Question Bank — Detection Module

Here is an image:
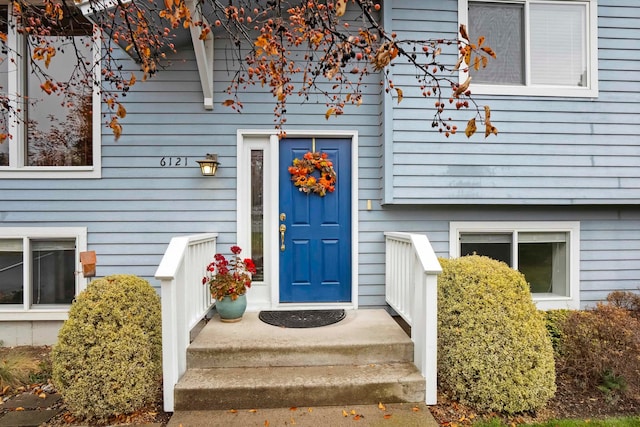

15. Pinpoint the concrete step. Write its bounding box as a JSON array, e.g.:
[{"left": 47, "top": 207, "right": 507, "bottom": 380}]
[
  {"left": 173, "top": 362, "right": 426, "bottom": 410},
  {"left": 187, "top": 309, "right": 414, "bottom": 369},
  {"left": 174, "top": 309, "right": 425, "bottom": 411},
  {"left": 166, "top": 403, "right": 439, "bottom": 427}
]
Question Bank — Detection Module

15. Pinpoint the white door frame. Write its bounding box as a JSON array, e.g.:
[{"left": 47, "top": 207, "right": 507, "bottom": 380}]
[{"left": 237, "top": 129, "right": 359, "bottom": 311}]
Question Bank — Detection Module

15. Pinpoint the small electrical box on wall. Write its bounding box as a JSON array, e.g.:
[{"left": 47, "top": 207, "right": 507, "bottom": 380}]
[{"left": 80, "top": 251, "right": 97, "bottom": 277}]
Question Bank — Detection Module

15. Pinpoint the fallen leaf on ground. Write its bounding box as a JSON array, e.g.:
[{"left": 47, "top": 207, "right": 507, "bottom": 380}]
[
  {"left": 342, "top": 409, "right": 348, "bottom": 417},
  {"left": 378, "top": 402, "right": 386, "bottom": 411},
  {"left": 248, "top": 409, "right": 258, "bottom": 413},
  {"left": 384, "top": 414, "right": 392, "bottom": 419}
]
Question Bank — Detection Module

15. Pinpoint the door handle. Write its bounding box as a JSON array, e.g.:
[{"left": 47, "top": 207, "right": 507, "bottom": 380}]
[{"left": 279, "top": 224, "right": 287, "bottom": 251}]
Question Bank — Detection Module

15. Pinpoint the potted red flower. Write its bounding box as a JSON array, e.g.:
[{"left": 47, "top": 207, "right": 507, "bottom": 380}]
[{"left": 202, "top": 245, "right": 257, "bottom": 322}]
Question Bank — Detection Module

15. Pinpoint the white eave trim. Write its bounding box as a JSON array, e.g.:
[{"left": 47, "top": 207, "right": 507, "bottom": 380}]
[
  {"left": 77, "top": 0, "right": 214, "bottom": 110},
  {"left": 187, "top": 0, "right": 214, "bottom": 110}
]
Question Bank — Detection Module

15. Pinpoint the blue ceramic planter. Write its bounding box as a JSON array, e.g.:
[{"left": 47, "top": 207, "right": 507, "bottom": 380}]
[{"left": 215, "top": 294, "right": 247, "bottom": 322}]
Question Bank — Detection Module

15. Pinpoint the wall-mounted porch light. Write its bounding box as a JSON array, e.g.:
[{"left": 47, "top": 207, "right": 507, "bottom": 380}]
[{"left": 197, "top": 153, "right": 220, "bottom": 176}]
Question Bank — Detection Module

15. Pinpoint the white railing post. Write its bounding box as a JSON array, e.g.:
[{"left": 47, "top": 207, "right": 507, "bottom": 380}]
[
  {"left": 384, "top": 232, "right": 441, "bottom": 405},
  {"left": 155, "top": 233, "right": 217, "bottom": 413}
]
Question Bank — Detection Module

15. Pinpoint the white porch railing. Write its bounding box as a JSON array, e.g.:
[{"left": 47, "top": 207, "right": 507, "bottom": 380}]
[
  {"left": 384, "top": 232, "right": 441, "bottom": 405},
  {"left": 155, "top": 233, "right": 217, "bottom": 412}
]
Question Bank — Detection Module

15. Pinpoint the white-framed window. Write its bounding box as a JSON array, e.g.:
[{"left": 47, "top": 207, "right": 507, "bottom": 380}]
[
  {"left": 458, "top": 0, "right": 598, "bottom": 97},
  {"left": 449, "top": 221, "right": 580, "bottom": 310},
  {"left": 0, "top": 6, "right": 102, "bottom": 179},
  {"left": 0, "top": 227, "right": 88, "bottom": 320}
]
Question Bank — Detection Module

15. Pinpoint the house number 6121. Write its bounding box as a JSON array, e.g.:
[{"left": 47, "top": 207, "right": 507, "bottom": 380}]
[{"left": 160, "top": 157, "right": 188, "bottom": 167}]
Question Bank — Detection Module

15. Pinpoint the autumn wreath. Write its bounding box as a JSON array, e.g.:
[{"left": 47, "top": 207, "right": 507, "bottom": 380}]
[{"left": 288, "top": 151, "right": 337, "bottom": 196}]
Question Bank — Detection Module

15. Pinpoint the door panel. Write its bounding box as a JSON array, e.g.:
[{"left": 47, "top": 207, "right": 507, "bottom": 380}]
[{"left": 279, "top": 138, "right": 351, "bottom": 303}]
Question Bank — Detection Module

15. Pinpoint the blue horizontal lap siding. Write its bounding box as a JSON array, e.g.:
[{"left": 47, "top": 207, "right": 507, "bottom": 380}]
[
  {"left": 387, "top": 0, "right": 640, "bottom": 205},
  {"left": 1, "top": 30, "right": 385, "bottom": 303},
  {"left": 2, "top": 1, "right": 639, "bottom": 310}
]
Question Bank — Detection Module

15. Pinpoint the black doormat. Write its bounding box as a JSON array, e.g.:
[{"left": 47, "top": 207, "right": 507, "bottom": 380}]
[{"left": 258, "top": 309, "right": 346, "bottom": 328}]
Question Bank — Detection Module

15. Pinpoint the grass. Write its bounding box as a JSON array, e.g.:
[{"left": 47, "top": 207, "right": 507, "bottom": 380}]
[
  {"left": 0, "top": 350, "right": 40, "bottom": 389},
  {"left": 474, "top": 417, "right": 640, "bottom": 427}
]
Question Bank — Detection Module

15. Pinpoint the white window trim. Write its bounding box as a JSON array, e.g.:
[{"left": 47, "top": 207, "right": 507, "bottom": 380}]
[
  {"left": 458, "top": 0, "right": 598, "bottom": 98},
  {"left": 236, "top": 129, "right": 360, "bottom": 311},
  {"left": 0, "top": 9, "right": 102, "bottom": 179},
  {"left": 449, "top": 221, "right": 580, "bottom": 310},
  {"left": 0, "top": 227, "right": 88, "bottom": 321}
]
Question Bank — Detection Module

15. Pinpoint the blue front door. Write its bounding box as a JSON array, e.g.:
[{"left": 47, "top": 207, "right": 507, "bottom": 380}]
[{"left": 279, "top": 138, "right": 352, "bottom": 303}]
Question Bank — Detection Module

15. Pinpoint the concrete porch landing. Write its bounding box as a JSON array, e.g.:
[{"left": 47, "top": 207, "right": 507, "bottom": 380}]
[
  {"left": 187, "top": 309, "right": 415, "bottom": 368},
  {"left": 173, "top": 309, "right": 427, "bottom": 411}
]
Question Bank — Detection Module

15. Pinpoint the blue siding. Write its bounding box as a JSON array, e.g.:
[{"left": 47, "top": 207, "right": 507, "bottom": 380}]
[
  {"left": 0, "top": 32, "right": 385, "bottom": 302},
  {"left": 357, "top": 206, "right": 640, "bottom": 308},
  {"left": 1, "top": 0, "right": 639, "bottom": 311},
  {"left": 386, "top": 0, "right": 640, "bottom": 205}
]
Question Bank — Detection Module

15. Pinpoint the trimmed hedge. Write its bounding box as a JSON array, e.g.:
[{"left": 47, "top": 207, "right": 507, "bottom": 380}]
[
  {"left": 52, "top": 275, "right": 162, "bottom": 421},
  {"left": 438, "top": 255, "right": 556, "bottom": 413}
]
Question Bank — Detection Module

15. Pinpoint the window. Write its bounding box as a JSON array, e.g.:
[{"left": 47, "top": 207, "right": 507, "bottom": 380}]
[
  {"left": 251, "top": 149, "right": 265, "bottom": 281},
  {"left": 0, "top": 7, "right": 101, "bottom": 178},
  {"left": 450, "top": 222, "right": 580, "bottom": 310},
  {"left": 459, "top": 0, "right": 598, "bottom": 97},
  {"left": 0, "top": 228, "right": 87, "bottom": 319}
]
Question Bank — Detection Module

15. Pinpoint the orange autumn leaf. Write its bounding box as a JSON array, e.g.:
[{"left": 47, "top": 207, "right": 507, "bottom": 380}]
[
  {"left": 40, "top": 80, "right": 53, "bottom": 95},
  {"left": 383, "top": 414, "right": 392, "bottom": 419},
  {"left": 484, "top": 105, "right": 498, "bottom": 137},
  {"left": 342, "top": 409, "right": 348, "bottom": 417},
  {"left": 109, "top": 117, "right": 122, "bottom": 140},
  {"left": 481, "top": 46, "right": 497, "bottom": 59},
  {"left": 463, "top": 45, "right": 472, "bottom": 65},
  {"left": 454, "top": 76, "right": 471, "bottom": 98},
  {"left": 222, "top": 99, "right": 235, "bottom": 107},
  {"left": 465, "top": 118, "right": 477, "bottom": 138},
  {"left": 395, "top": 88, "right": 403, "bottom": 104},
  {"left": 248, "top": 409, "right": 257, "bottom": 413},
  {"left": 228, "top": 409, "right": 238, "bottom": 413},
  {"left": 117, "top": 103, "right": 127, "bottom": 119},
  {"left": 459, "top": 24, "right": 469, "bottom": 41},
  {"left": 325, "top": 107, "right": 335, "bottom": 120},
  {"left": 378, "top": 402, "right": 386, "bottom": 411},
  {"left": 289, "top": 407, "right": 297, "bottom": 411}
]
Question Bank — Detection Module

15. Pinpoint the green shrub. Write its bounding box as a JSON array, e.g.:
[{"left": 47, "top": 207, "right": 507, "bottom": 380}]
[
  {"left": 437, "top": 255, "right": 556, "bottom": 414},
  {"left": 543, "top": 309, "right": 571, "bottom": 356},
  {"left": 559, "top": 303, "right": 640, "bottom": 399},
  {"left": 52, "top": 275, "right": 162, "bottom": 422}
]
